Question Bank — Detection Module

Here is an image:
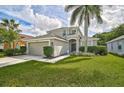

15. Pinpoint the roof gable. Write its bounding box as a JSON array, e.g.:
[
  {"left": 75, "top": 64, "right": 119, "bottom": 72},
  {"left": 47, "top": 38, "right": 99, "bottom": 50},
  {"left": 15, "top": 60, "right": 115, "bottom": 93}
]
[{"left": 107, "top": 35, "right": 124, "bottom": 43}]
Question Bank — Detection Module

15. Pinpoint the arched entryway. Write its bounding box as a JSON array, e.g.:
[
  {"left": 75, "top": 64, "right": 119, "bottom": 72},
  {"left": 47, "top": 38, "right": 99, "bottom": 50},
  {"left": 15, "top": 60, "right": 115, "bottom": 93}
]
[{"left": 69, "top": 39, "right": 76, "bottom": 53}]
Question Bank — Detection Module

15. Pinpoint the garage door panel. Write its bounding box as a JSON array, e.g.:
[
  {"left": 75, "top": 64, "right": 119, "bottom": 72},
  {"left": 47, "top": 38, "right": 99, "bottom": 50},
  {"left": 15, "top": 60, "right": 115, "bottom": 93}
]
[{"left": 29, "top": 42, "right": 48, "bottom": 56}]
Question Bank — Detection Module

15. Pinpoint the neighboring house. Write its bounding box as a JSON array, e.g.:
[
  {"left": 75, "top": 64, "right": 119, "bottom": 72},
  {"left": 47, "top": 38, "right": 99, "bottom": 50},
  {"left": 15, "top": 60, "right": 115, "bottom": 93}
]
[
  {"left": 13, "top": 34, "right": 33, "bottom": 49},
  {"left": 82, "top": 37, "right": 98, "bottom": 46},
  {"left": 1, "top": 34, "right": 33, "bottom": 49},
  {"left": 26, "top": 27, "right": 99, "bottom": 57},
  {"left": 107, "top": 35, "right": 124, "bottom": 55}
]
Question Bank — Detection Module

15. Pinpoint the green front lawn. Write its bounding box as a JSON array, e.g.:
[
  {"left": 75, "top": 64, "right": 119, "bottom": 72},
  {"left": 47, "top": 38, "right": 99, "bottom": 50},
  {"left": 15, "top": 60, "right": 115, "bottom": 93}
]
[
  {"left": 0, "top": 54, "right": 124, "bottom": 86},
  {"left": 0, "top": 52, "right": 5, "bottom": 58}
]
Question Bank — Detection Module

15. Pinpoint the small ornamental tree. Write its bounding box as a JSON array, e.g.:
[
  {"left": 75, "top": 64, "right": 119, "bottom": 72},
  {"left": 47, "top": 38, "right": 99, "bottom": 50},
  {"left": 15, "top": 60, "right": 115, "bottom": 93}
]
[{"left": 43, "top": 46, "right": 54, "bottom": 58}]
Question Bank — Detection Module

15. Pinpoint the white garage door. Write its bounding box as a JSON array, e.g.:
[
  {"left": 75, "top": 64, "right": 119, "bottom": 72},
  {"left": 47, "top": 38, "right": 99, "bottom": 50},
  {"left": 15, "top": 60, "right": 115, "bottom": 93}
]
[{"left": 28, "top": 42, "right": 48, "bottom": 56}]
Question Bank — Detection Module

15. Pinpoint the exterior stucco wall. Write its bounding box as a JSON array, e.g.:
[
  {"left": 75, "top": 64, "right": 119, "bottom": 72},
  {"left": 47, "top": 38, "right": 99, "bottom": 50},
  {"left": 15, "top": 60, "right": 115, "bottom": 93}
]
[
  {"left": 52, "top": 39, "right": 69, "bottom": 57},
  {"left": 107, "top": 39, "right": 124, "bottom": 55}
]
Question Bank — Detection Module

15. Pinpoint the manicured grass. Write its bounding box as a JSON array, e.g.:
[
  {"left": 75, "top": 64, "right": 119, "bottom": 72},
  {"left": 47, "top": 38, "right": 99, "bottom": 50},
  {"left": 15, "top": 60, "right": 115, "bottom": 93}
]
[
  {"left": 0, "top": 52, "right": 5, "bottom": 58},
  {"left": 0, "top": 54, "right": 124, "bottom": 86}
]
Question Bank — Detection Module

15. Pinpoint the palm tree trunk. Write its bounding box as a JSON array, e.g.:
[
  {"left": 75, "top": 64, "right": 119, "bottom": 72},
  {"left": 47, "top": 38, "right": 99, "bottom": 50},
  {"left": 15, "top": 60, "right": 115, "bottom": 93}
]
[{"left": 84, "top": 16, "right": 88, "bottom": 53}]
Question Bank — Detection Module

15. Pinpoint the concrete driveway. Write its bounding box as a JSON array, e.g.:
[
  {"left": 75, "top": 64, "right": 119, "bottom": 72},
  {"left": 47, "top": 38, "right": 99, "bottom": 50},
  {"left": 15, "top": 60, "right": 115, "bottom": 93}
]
[
  {"left": 0, "top": 57, "right": 27, "bottom": 68},
  {"left": 0, "top": 55, "right": 69, "bottom": 68}
]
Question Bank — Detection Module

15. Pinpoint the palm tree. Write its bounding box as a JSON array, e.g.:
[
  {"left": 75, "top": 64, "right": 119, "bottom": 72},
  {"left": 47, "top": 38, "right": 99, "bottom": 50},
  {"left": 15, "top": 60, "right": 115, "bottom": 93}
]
[
  {"left": 0, "top": 28, "right": 4, "bottom": 44},
  {"left": 65, "top": 5, "right": 103, "bottom": 53},
  {"left": 0, "top": 18, "right": 21, "bottom": 49},
  {"left": 1, "top": 18, "right": 20, "bottom": 31}
]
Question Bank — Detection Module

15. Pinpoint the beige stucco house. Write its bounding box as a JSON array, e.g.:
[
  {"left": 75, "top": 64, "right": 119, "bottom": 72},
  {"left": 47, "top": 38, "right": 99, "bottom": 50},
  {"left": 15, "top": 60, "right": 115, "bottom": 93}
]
[{"left": 26, "top": 27, "right": 99, "bottom": 57}]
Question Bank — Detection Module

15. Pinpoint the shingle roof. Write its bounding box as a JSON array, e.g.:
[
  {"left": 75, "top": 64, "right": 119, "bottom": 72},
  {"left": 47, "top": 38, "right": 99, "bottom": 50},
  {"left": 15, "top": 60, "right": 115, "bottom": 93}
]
[
  {"left": 33, "top": 33, "right": 66, "bottom": 40},
  {"left": 20, "top": 34, "right": 33, "bottom": 39}
]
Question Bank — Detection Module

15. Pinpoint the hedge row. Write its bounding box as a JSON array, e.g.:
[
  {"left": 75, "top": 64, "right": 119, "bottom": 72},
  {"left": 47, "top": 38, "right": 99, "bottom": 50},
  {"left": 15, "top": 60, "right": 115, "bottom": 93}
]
[
  {"left": 4, "top": 46, "right": 26, "bottom": 56},
  {"left": 79, "top": 46, "right": 107, "bottom": 55},
  {"left": 0, "top": 49, "right": 3, "bottom": 52}
]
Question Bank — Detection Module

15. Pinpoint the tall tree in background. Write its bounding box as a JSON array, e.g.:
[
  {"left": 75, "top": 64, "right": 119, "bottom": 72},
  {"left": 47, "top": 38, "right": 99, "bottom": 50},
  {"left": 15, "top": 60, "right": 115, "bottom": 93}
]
[
  {"left": 93, "top": 24, "right": 124, "bottom": 45},
  {"left": 0, "top": 28, "right": 4, "bottom": 44},
  {"left": 65, "top": 5, "right": 103, "bottom": 52},
  {"left": 0, "top": 18, "right": 21, "bottom": 48}
]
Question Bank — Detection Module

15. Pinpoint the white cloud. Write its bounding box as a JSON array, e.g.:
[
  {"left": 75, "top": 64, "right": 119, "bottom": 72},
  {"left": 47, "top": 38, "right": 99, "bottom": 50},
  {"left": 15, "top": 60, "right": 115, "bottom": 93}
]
[
  {"left": 35, "top": 13, "right": 62, "bottom": 31},
  {"left": 88, "top": 6, "right": 124, "bottom": 36},
  {"left": 19, "top": 24, "right": 47, "bottom": 36},
  {"left": 3, "top": 6, "right": 63, "bottom": 36}
]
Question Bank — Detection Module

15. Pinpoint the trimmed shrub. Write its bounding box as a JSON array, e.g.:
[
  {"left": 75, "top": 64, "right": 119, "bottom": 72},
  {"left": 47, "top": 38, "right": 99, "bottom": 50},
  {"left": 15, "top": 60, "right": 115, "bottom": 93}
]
[
  {"left": 79, "top": 47, "right": 85, "bottom": 52},
  {"left": 88, "top": 46, "right": 97, "bottom": 53},
  {"left": 0, "top": 49, "right": 3, "bottom": 52},
  {"left": 4, "top": 49, "right": 14, "bottom": 56},
  {"left": 95, "top": 46, "right": 107, "bottom": 55},
  {"left": 79, "top": 46, "right": 107, "bottom": 55},
  {"left": 43, "top": 46, "right": 54, "bottom": 58},
  {"left": 20, "top": 46, "right": 26, "bottom": 54},
  {"left": 13, "top": 48, "right": 21, "bottom": 55},
  {"left": 4, "top": 47, "right": 26, "bottom": 56},
  {"left": 79, "top": 46, "right": 96, "bottom": 53}
]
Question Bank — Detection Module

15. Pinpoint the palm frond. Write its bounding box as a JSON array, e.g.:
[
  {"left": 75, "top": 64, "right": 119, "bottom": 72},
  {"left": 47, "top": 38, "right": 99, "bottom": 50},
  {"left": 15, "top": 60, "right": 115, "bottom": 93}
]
[
  {"left": 70, "top": 6, "right": 84, "bottom": 25},
  {"left": 14, "top": 23, "right": 19, "bottom": 28},
  {"left": 16, "top": 29, "right": 22, "bottom": 33},
  {"left": 10, "top": 19, "right": 15, "bottom": 23},
  {"left": 93, "top": 6, "right": 103, "bottom": 24},
  {"left": 96, "top": 15, "right": 103, "bottom": 24},
  {"left": 78, "top": 9, "right": 85, "bottom": 26},
  {"left": 65, "top": 5, "right": 80, "bottom": 12},
  {"left": 2, "top": 18, "right": 9, "bottom": 24},
  {"left": 1, "top": 18, "right": 9, "bottom": 27},
  {"left": 0, "top": 23, "right": 7, "bottom": 26}
]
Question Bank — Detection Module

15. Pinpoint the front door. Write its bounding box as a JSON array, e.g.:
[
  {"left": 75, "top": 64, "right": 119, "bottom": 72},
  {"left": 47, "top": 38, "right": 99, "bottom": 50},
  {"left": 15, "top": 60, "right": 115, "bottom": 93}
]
[{"left": 71, "top": 43, "right": 76, "bottom": 52}]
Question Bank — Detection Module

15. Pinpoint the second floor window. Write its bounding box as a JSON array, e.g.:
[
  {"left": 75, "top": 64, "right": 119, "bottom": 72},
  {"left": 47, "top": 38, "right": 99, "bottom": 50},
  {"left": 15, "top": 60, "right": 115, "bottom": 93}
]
[
  {"left": 63, "top": 30, "right": 66, "bottom": 36},
  {"left": 72, "top": 30, "right": 76, "bottom": 34}
]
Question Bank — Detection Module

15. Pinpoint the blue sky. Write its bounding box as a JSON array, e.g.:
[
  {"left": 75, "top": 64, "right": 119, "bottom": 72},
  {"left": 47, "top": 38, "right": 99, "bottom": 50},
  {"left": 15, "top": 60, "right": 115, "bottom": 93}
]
[
  {"left": 0, "top": 5, "right": 68, "bottom": 25},
  {"left": 0, "top": 11, "right": 32, "bottom": 26},
  {"left": 0, "top": 5, "right": 124, "bottom": 36},
  {"left": 0, "top": 5, "right": 69, "bottom": 36}
]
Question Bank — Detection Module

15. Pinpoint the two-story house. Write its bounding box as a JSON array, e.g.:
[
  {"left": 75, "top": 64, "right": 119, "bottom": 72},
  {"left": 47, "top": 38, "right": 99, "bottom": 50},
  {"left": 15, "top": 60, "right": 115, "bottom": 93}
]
[{"left": 26, "top": 27, "right": 99, "bottom": 57}]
